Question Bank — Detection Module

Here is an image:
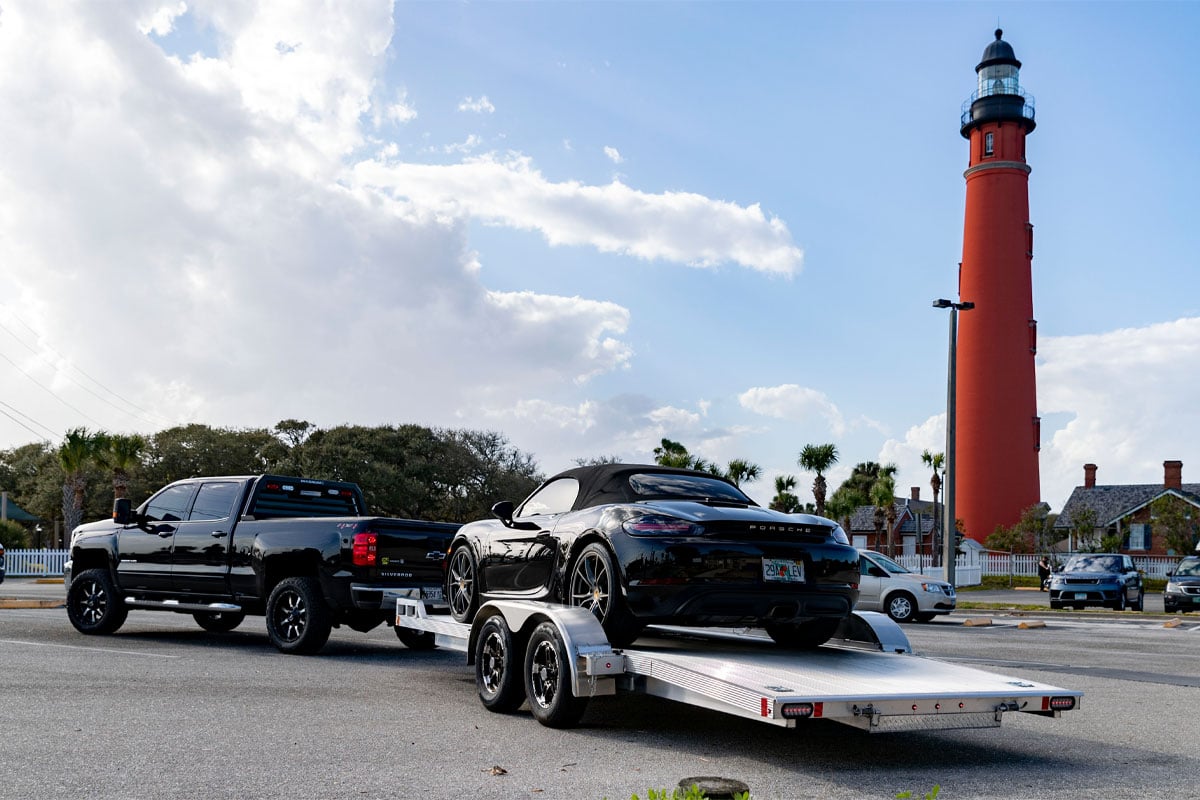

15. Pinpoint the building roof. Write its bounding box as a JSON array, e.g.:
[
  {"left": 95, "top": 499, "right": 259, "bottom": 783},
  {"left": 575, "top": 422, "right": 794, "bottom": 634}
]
[
  {"left": 846, "top": 501, "right": 939, "bottom": 536},
  {"left": 0, "top": 495, "right": 39, "bottom": 522},
  {"left": 1055, "top": 483, "right": 1200, "bottom": 529}
]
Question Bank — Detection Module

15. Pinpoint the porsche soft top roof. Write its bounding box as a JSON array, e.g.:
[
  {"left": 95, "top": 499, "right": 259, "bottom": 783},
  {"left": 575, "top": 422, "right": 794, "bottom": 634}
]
[{"left": 545, "top": 463, "right": 755, "bottom": 511}]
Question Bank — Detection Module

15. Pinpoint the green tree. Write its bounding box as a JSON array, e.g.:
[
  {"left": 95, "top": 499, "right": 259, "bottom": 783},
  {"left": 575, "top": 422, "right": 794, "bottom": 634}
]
[
  {"left": 0, "top": 519, "right": 29, "bottom": 549},
  {"left": 650, "top": 439, "right": 720, "bottom": 475},
  {"left": 797, "top": 444, "right": 838, "bottom": 517},
  {"left": 870, "top": 474, "right": 897, "bottom": 555},
  {"left": 768, "top": 474, "right": 801, "bottom": 513},
  {"left": 725, "top": 458, "right": 762, "bottom": 488},
  {"left": 1067, "top": 506, "right": 1100, "bottom": 552},
  {"left": 58, "top": 427, "right": 106, "bottom": 535},
  {"left": 0, "top": 442, "right": 60, "bottom": 524},
  {"left": 1150, "top": 495, "right": 1199, "bottom": 555},
  {"left": 823, "top": 490, "right": 857, "bottom": 539},
  {"left": 97, "top": 433, "right": 146, "bottom": 500}
]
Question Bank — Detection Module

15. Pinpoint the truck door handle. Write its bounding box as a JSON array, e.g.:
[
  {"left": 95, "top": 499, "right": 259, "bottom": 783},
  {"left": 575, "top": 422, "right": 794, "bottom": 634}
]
[{"left": 211, "top": 531, "right": 228, "bottom": 538}]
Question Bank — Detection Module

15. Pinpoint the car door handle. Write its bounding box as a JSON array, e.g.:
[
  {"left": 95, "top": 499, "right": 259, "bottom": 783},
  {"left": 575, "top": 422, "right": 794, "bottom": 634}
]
[{"left": 211, "top": 531, "right": 228, "bottom": 538}]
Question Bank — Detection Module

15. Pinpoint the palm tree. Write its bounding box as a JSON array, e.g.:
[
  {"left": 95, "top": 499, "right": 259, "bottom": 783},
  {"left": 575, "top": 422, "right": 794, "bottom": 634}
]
[
  {"left": 653, "top": 438, "right": 696, "bottom": 469},
  {"left": 99, "top": 433, "right": 147, "bottom": 500},
  {"left": 58, "top": 427, "right": 104, "bottom": 535},
  {"left": 921, "top": 450, "right": 945, "bottom": 562},
  {"left": 726, "top": 459, "right": 762, "bottom": 488},
  {"left": 797, "top": 444, "right": 838, "bottom": 517},
  {"left": 824, "top": 491, "right": 857, "bottom": 541},
  {"left": 769, "top": 474, "right": 800, "bottom": 513},
  {"left": 870, "top": 475, "right": 897, "bottom": 556}
]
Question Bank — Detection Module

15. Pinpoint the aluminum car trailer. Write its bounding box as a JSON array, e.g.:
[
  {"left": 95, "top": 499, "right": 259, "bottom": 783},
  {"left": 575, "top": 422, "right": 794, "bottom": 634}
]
[{"left": 393, "top": 597, "right": 1081, "bottom": 732}]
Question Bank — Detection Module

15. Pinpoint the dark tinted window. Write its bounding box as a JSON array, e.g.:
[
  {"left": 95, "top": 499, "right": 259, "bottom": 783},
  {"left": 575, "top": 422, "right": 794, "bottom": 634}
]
[
  {"left": 1175, "top": 558, "right": 1200, "bottom": 577},
  {"left": 190, "top": 482, "right": 241, "bottom": 521},
  {"left": 145, "top": 483, "right": 196, "bottom": 522},
  {"left": 627, "top": 473, "right": 751, "bottom": 503},
  {"left": 519, "top": 478, "right": 580, "bottom": 517},
  {"left": 249, "top": 478, "right": 362, "bottom": 519}
]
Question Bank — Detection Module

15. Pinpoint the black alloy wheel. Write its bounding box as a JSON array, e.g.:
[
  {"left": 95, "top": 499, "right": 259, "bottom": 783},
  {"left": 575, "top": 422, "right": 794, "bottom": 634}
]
[
  {"left": 524, "top": 621, "right": 588, "bottom": 728},
  {"left": 567, "top": 543, "right": 641, "bottom": 647},
  {"left": 475, "top": 615, "right": 525, "bottom": 713},
  {"left": 1113, "top": 590, "right": 1126, "bottom": 611},
  {"left": 447, "top": 545, "right": 479, "bottom": 624},
  {"left": 193, "top": 610, "right": 245, "bottom": 633},
  {"left": 265, "top": 576, "right": 333, "bottom": 655},
  {"left": 1132, "top": 589, "right": 1144, "bottom": 612},
  {"left": 66, "top": 568, "right": 129, "bottom": 635}
]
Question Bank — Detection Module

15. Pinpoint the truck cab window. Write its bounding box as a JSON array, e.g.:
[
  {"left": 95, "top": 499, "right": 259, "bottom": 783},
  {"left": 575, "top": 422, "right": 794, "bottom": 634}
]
[
  {"left": 190, "top": 482, "right": 241, "bottom": 521},
  {"left": 144, "top": 484, "right": 196, "bottom": 522}
]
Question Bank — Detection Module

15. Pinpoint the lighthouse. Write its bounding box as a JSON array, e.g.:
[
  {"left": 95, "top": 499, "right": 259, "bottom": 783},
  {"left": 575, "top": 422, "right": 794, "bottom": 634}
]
[{"left": 955, "top": 29, "right": 1041, "bottom": 542}]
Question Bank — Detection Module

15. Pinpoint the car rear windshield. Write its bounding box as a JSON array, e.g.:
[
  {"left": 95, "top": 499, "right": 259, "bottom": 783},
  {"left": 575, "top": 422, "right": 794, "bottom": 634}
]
[
  {"left": 627, "top": 473, "right": 752, "bottom": 504},
  {"left": 248, "top": 478, "right": 362, "bottom": 518},
  {"left": 1175, "top": 558, "right": 1200, "bottom": 577}
]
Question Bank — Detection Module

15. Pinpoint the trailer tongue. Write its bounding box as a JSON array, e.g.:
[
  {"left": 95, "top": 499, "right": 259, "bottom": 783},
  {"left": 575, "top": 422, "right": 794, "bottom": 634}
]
[{"left": 395, "top": 598, "right": 1080, "bottom": 732}]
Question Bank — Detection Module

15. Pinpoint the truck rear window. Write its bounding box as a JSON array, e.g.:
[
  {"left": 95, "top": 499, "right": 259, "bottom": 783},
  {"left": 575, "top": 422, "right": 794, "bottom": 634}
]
[{"left": 249, "top": 478, "right": 362, "bottom": 518}]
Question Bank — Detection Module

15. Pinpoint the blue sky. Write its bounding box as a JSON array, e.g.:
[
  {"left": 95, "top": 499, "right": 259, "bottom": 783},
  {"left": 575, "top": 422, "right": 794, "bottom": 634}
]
[{"left": 2, "top": 1, "right": 1198, "bottom": 523}]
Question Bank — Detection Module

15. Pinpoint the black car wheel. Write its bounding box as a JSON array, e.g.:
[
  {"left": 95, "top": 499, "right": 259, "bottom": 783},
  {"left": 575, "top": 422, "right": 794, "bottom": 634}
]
[
  {"left": 1113, "top": 591, "right": 1126, "bottom": 611},
  {"left": 885, "top": 592, "right": 917, "bottom": 623},
  {"left": 447, "top": 544, "right": 479, "bottom": 624},
  {"left": 66, "top": 568, "right": 128, "bottom": 635},
  {"left": 265, "top": 576, "right": 333, "bottom": 655},
  {"left": 567, "top": 543, "right": 641, "bottom": 647},
  {"left": 1131, "top": 589, "right": 1144, "bottom": 612},
  {"left": 764, "top": 618, "right": 841, "bottom": 649},
  {"left": 193, "top": 610, "right": 245, "bottom": 633},
  {"left": 395, "top": 627, "right": 437, "bottom": 650},
  {"left": 475, "top": 615, "right": 525, "bottom": 713},
  {"left": 524, "top": 621, "right": 588, "bottom": 728}
]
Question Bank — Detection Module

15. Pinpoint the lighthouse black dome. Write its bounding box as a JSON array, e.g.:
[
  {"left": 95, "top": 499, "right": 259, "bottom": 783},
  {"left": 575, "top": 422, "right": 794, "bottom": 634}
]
[{"left": 977, "top": 28, "right": 1021, "bottom": 70}]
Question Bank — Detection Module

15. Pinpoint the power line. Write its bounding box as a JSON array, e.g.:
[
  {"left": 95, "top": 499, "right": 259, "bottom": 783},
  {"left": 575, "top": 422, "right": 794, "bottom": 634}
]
[
  {"left": 0, "top": 347, "right": 106, "bottom": 428},
  {"left": 0, "top": 399, "right": 56, "bottom": 441}
]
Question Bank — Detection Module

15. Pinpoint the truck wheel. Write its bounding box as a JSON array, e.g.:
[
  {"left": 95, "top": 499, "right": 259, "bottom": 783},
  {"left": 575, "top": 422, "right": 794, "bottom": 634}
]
[
  {"left": 395, "top": 627, "right": 437, "bottom": 650},
  {"left": 193, "top": 611, "right": 245, "bottom": 633},
  {"left": 447, "top": 545, "right": 479, "bottom": 624},
  {"left": 266, "top": 577, "right": 333, "bottom": 655},
  {"left": 66, "top": 568, "right": 128, "bottom": 635},
  {"left": 524, "top": 621, "right": 588, "bottom": 728},
  {"left": 764, "top": 617, "right": 841, "bottom": 649},
  {"left": 567, "top": 543, "right": 642, "bottom": 647},
  {"left": 475, "top": 615, "right": 525, "bottom": 713},
  {"left": 886, "top": 592, "right": 917, "bottom": 623}
]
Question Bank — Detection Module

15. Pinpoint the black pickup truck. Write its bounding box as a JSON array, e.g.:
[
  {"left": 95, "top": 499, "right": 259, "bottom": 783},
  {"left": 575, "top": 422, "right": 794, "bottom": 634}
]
[{"left": 64, "top": 474, "right": 458, "bottom": 654}]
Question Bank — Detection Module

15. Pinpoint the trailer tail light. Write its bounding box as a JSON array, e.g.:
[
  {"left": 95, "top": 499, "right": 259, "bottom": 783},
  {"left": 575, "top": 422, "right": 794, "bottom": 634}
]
[
  {"left": 352, "top": 532, "right": 378, "bottom": 567},
  {"left": 1045, "top": 696, "right": 1076, "bottom": 711},
  {"left": 780, "top": 702, "right": 815, "bottom": 719}
]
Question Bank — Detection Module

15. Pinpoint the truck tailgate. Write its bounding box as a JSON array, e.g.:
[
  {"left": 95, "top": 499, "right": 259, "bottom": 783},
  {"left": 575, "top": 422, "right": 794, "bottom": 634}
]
[{"left": 367, "top": 518, "right": 458, "bottom": 586}]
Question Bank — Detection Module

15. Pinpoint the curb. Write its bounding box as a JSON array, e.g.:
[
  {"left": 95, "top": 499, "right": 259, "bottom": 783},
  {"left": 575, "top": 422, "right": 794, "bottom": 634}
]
[{"left": 0, "top": 599, "right": 64, "bottom": 609}]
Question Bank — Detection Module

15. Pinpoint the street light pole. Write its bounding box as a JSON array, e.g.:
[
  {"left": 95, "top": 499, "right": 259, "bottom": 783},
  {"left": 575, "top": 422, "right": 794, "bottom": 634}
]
[{"left": 933, "top": 298, "right": 974, "bottom": 586}]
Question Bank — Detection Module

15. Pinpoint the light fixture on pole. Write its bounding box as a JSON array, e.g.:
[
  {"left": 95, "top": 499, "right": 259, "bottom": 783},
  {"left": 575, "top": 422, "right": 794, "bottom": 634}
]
[{"left": 933, "top": 298, "right": 974, "bottom": 585}]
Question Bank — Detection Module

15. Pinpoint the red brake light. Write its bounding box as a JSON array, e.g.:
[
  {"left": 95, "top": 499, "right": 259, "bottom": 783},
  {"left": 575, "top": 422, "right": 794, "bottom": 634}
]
[{"left": 352, "top": 532, "right": 378, "bottom": 567}]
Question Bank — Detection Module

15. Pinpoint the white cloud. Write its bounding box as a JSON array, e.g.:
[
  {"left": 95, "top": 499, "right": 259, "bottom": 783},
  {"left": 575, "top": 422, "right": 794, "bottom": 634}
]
[
  {"left": 738, "top": 384, "right": 846, "bottom": 435},
  {"left": 877, "top": 414, "right": 945, "bottom": 501},
  {"left": 352, "top": 154, "right": 804, "bottom": 275},
  {"left": 458, "top": 95, "right": 495, "bottom": 114},
  {"left": 138, "top": 1, "right": 187, "bottom": 36},
  {"left": 603, "top": 145, "right": 623, "bottom": 164},
  {"left": 384, "top": 88, "right": 417, "bottom": 124}
]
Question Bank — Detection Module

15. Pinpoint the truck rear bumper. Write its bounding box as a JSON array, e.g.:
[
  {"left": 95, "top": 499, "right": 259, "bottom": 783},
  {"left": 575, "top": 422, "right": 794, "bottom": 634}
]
[{"left": 351, "top": 583, "right": 447, "bottom": 614}]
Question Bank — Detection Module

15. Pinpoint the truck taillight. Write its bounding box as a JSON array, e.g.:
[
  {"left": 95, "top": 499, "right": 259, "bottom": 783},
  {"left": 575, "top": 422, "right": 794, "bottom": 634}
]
[{"left": 352, "top": 532, "right": 378, "bottom": 567}]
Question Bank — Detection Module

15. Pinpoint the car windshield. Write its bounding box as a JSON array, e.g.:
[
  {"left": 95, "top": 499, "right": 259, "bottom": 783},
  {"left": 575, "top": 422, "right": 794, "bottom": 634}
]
[
  {"left": 1174, "top": 558, "right": 1200, "bottom": 577},
  {"left": 867, "top": 552, "right": 911, "bottom": 574},
  {"left": 1064, "top": 555, "right": 1123, "bottom": 573},
  {"left": 627, "top": 473, "right": 752, "bottom": 504}
]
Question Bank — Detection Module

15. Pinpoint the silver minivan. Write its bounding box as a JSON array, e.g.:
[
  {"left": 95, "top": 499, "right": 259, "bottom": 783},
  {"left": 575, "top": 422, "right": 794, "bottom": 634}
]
[{"left": 856, "top": 549, "right": 956, "bottom": 623}]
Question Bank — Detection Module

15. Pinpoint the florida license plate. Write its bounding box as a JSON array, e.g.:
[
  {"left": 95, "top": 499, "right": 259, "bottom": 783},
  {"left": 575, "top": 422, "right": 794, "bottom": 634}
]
[
  {"left": 422, "top": 586, "right": 445, "bottom": 604},
  {"left": 1073, "top": 592, "right": 1088, "bottom": 600},
  {"left": 763, "top": 558, "right": 805, "bottom": 583}
]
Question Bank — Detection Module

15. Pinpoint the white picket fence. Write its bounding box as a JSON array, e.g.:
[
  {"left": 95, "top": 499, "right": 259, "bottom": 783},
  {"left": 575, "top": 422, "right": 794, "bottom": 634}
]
[{"left": 2, "top": 549, "right": 70, "bottom": 577}]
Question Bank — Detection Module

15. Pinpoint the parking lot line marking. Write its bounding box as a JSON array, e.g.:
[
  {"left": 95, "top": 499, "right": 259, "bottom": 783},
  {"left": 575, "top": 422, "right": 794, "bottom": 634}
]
[{"left": 0, "top": 638, "right": 179, "bottom": 658}]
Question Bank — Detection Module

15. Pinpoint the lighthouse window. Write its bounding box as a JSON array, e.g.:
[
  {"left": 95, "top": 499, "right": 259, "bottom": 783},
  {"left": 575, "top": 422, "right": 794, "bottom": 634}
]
[{"left": 984, "top": 132, "right": 995, "bottom": 156}]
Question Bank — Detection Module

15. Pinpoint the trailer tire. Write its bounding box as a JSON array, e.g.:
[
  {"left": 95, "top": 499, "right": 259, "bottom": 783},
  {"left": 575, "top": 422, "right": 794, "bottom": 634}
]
[
  {"left": 764, "top": 617, "right": 841, "bottom": 650},
  {"left": 66, "top": 568, "right": 128, "bottom": 635},
  {"left": 524, "top": 621, "right": 588, "bottom": 728},
  {"left": 885, "top": 592, "right": 918, "bottom": 623},
  {"left": 567, "top": 543, "right": 642, "bottom": 647},
  {"left": 266, "top": 576, "right": 333, "bottom": 655},
  {"left": 193, "top": 611, "right": 245, "bottom": 632},
  {"left": 395, "top": 627, "right": 438, "bottom": 650},
  {"left": 447, "top": 544, "right": 479, "bottom": 624},
  {"left": 475, "top": 615, "right": 525, "bottom": 713}
]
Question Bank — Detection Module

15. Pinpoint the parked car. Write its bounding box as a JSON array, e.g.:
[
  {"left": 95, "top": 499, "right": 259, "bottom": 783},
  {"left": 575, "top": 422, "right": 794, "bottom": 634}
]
[
  {"left": 855, "top": 549, "right": 956, "bottom": 623},
  {"left": 1164, "top": 555, "right": 1200, "bottom": 614},
  {"left": 1048, "top": 553, "right": 1144, "bottom": 611},
  {"left": 444, "top": 464, "right": 860, "bottom": 649},
  {"left": 0, "top": 541, "right": 5, "bottom": 584}
]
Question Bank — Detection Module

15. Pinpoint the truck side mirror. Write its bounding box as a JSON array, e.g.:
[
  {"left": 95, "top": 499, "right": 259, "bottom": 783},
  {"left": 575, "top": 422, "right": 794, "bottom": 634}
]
[{"left": 113, "top": 498, "right": 133, "bottom": 526}]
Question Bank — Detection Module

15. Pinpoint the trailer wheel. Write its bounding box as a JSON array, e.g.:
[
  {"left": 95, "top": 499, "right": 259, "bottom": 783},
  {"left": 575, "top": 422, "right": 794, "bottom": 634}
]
[
  {"left": 567, "top": 543, "right": 642, "bottom": 647},
  {"left": 266, "top": 576, "right": 333, "bottom": 655},
  {"left": 447, "top": 544, "right": 479, "bottom": 624},
  {"left": 764, "top": 617, "right": 841, "bottom": 650},
  {"left": 475, "top": 615, "right": 525, "bottom": 713},
  {"left": 524, "top": 621, "right": 588, "bottom": 728},
  {"left": 193, "top": 611, "right": 245, "bottom": 632},
  {"left": 885, "top": 592, "right": 917, "bottom": 623},
  {"left": 66, "top": 568, "right": 128, "bottom": 635},
  {"left": 395, "top": 627, "right": 437, "bottom": 650}
]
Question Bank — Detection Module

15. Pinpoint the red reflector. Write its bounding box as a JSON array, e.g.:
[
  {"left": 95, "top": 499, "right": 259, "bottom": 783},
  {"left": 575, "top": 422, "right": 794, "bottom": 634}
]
[
  {"left": 352, "top": 532, "right": 378, "bottom": 567},
  {"left": 760, "top": 698, "right": 769, "bottom": 717},
  {"left": 813, "top": 702, "right": 823, "bottom": 718}
]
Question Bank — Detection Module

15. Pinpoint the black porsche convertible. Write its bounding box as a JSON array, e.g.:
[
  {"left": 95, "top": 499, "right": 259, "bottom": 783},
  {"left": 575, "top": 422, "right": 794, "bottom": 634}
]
[{"left": 445, "top": 464, "right": 860, "bottom": 648}]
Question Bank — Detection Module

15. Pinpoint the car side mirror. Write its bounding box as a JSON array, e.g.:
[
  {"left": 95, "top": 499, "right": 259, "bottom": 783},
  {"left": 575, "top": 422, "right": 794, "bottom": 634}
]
[{"left": 492, "top": 501, "right": 516, "bottom": 528}]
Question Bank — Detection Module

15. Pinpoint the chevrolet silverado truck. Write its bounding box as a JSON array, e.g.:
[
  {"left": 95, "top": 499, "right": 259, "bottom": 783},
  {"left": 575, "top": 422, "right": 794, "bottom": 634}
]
[{"left": 64, "top": 474, "right": 458, "bottom": 654}]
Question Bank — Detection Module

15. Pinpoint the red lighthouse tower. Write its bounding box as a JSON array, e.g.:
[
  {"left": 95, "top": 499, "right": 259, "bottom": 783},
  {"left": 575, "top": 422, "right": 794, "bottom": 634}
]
[{"left": 955, "top": 29, "right": 1041, "bottom": 541}]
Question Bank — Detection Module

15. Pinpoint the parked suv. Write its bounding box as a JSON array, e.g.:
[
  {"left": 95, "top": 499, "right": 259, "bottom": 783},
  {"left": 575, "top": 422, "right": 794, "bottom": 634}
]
[
  {"left": 1164, "top": 556, "right": 1200, "bottom": 614},
  {"left": 1049, "top": 554, "right": 1143, "bottom": 611},
  {"left": 855, "top": 549, "right": 956, "bottom": 623}
]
